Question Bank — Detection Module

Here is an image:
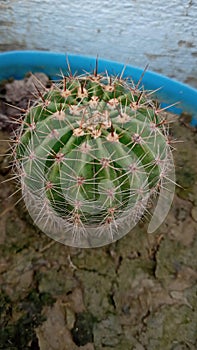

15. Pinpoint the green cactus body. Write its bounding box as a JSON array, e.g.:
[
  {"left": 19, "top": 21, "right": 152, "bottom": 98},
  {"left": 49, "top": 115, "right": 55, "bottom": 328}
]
[{"left": 14, "top": 71, "right": 173, "bottom": 247}]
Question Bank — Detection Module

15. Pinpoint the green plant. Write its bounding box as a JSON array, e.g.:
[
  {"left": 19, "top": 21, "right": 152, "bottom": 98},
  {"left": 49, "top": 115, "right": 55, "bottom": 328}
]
[{"left": 13, "top": 66, "right": 174, "bottom": 247}]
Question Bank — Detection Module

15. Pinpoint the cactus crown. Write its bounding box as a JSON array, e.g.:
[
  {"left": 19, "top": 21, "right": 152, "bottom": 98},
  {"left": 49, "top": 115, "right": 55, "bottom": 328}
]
[{"left": 14, "top": 65, "right": 173, "bottom": 247}]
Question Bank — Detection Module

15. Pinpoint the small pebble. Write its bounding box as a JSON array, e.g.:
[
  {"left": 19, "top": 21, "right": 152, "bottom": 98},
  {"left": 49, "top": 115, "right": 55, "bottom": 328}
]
[
  {"left": 191, "top": 206, "right": 197, "bottom": 222},
  {"left": 66, "top": 307, "right": 76, "bottom": 330}
]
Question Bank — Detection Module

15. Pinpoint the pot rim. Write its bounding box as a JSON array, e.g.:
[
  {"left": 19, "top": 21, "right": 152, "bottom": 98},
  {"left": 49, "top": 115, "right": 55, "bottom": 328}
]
[{"left": 0, "top": 50, "right": 196, "bottom": 126}]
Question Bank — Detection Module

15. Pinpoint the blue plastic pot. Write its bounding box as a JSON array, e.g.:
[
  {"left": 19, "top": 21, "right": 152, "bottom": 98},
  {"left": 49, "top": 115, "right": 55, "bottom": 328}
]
[{"left": 0, "top": 50, "right": 197, "bottom": 126}]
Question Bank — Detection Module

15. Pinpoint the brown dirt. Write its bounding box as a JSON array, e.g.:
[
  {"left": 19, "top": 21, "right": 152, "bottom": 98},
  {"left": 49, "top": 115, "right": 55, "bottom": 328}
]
[{"left": 0, "top": 75, "right": 197, "bottom": 350}]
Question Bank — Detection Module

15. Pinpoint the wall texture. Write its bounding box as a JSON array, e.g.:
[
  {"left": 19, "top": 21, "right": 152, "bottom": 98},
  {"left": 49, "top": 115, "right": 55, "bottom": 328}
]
[{"left": 0, "top": 0, "right": 197, "bottom": 86}]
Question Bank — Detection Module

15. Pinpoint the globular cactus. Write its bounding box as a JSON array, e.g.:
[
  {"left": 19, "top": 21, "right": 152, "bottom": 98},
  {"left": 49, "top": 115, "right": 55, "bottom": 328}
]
[{"left": 13, "top": 65, "right": 175, "bottom": 247}]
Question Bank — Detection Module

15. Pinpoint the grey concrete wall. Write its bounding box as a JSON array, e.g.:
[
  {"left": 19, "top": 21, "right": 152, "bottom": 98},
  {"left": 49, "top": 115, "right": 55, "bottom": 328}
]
[{"left": 0, "top": 0, "right": 197, "bottom": 86}]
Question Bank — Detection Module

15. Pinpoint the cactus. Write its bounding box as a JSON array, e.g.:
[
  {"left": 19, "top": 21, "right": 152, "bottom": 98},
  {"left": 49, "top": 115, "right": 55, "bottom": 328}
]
[{"left": 13, "top": 65, "right": 174, "bottom": 247}]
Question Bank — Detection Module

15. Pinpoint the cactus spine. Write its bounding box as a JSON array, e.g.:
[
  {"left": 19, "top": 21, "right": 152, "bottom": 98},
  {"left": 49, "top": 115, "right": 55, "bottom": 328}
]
[{"left": 14, "top": 65, "right": 173, "bottom": 247}]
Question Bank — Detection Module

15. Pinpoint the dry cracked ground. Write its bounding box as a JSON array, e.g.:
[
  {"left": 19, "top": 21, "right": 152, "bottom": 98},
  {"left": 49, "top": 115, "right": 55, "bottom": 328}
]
[{"left": 0, "top": 75, "right": 197, "bottom": 350}]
